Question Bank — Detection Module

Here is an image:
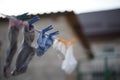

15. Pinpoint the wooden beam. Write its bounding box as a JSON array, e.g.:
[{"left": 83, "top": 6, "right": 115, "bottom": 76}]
[{"left": 65, "top": 12, "right": 94, "bottom": 59}]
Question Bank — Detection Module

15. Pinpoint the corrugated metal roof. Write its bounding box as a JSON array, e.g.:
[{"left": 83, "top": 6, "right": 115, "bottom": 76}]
[{"left": 0, "top": 11, "right": 73, "bottom": 22}]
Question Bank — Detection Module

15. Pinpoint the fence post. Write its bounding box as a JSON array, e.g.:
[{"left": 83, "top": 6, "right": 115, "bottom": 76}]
[{"left": 104, "top": 57, "right": 111, "bottom": 80}]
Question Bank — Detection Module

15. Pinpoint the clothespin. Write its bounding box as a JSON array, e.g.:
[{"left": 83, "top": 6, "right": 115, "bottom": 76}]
[
  {"left": 44, "top": 31, "right": 59, "bottom": 51},
  {"left": 36, "top": 25, "right": 59, "bottom": 57},
  {"left": 36, "top": 25, "right": 53, "bottom": 46},
  {"left": 35, "top": 25, "right": 53, "bottom": 33},
  {"left": 57, "top": 37, "right": 76, "bottom": 47},
  {"left": 49, "top": 31, "right": 59, "bottom": 38},
  {"left": 28, "top": 16, "right": 40, "bottom": 25},
  {"left": 37, "top": 25, "right": 59, "bottom": 47}
]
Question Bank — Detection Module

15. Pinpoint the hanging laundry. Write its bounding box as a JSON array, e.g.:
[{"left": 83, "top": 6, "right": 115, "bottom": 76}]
[
  {"left": 11, "top": 23, "right": 35, "bottom": 76},
  {"left": 53, "top": 38, "right": 77, "bottom": 74},
  {"left": 62, "top": 44, "right": 77, "bottom": 74},
  {"left": 36, "top": 25, "right": 59, "bottom": 57},
  {"left": 3, "top": 15, "right": 40, "bottom": 78},
  {"left": 3, "top": 13, "right": 29, "bottom": 78},
  {"left": 11, "top": 16, "right": 40, "bottom": 76}
]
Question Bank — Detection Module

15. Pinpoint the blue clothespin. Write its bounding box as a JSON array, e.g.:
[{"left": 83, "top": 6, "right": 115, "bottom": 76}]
[
  {"left": 37, "top": 25, "right": 53, "bottom": 44},
  {"left": 40, "top": 30, "right": 59, "bottom": 50},
  {"left": 28, "top": 16, "right": 40, "bottom": 25},
  {"left": 35, "top": 25, "right": 53, "bottom": 33},
  {"left": 49, "top": 31, "right": 59, "bottom": 38},
  {"left": 42, "top": 25, "right": 53, "bottom": 34},
  {"left": 36, "top": 25, "right": 59, "bottom": 57},
  {"left": 44, "top": 31, "right": 59, "bottom": 51}
]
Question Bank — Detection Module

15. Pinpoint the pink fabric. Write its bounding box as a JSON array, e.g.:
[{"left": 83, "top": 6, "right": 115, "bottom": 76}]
[
  {"left": 18, "top": 20, "right": 24, "bottom": 25},
  {"left": 9, "top": 19, "right": 24, "bottom": 27},
  {"left": 9, "top": 20, "right": 15, "bottom": 27}
]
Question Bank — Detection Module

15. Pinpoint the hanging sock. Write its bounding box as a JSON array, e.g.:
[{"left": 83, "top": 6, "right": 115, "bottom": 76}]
[
  {"left": 3, "top": 14, "right": 28, "bottom": 78},
  {"left": 11, "top": 23, "right": 35, "bottom": 76},
  {"left": 36, "top": 25, "right": 59, "bottom": 57},
  {"left": 3, "top": 15, "right": 40, "bottom": 78},
  {"left": 11, "top": 16, "right": 39, "bottom": 76},
  {"left": 53, "top": 38, "right": 77, "bottom": 74}
]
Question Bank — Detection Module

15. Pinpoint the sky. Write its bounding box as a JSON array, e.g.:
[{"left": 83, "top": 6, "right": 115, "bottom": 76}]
[{"left": 0, "top": 0, "right": 120, "bottom": 17}]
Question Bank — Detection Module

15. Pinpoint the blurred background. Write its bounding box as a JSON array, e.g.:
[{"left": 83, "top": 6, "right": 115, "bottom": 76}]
[{"left": 0, "top": 0, "right": 120, "bottom": 80}]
